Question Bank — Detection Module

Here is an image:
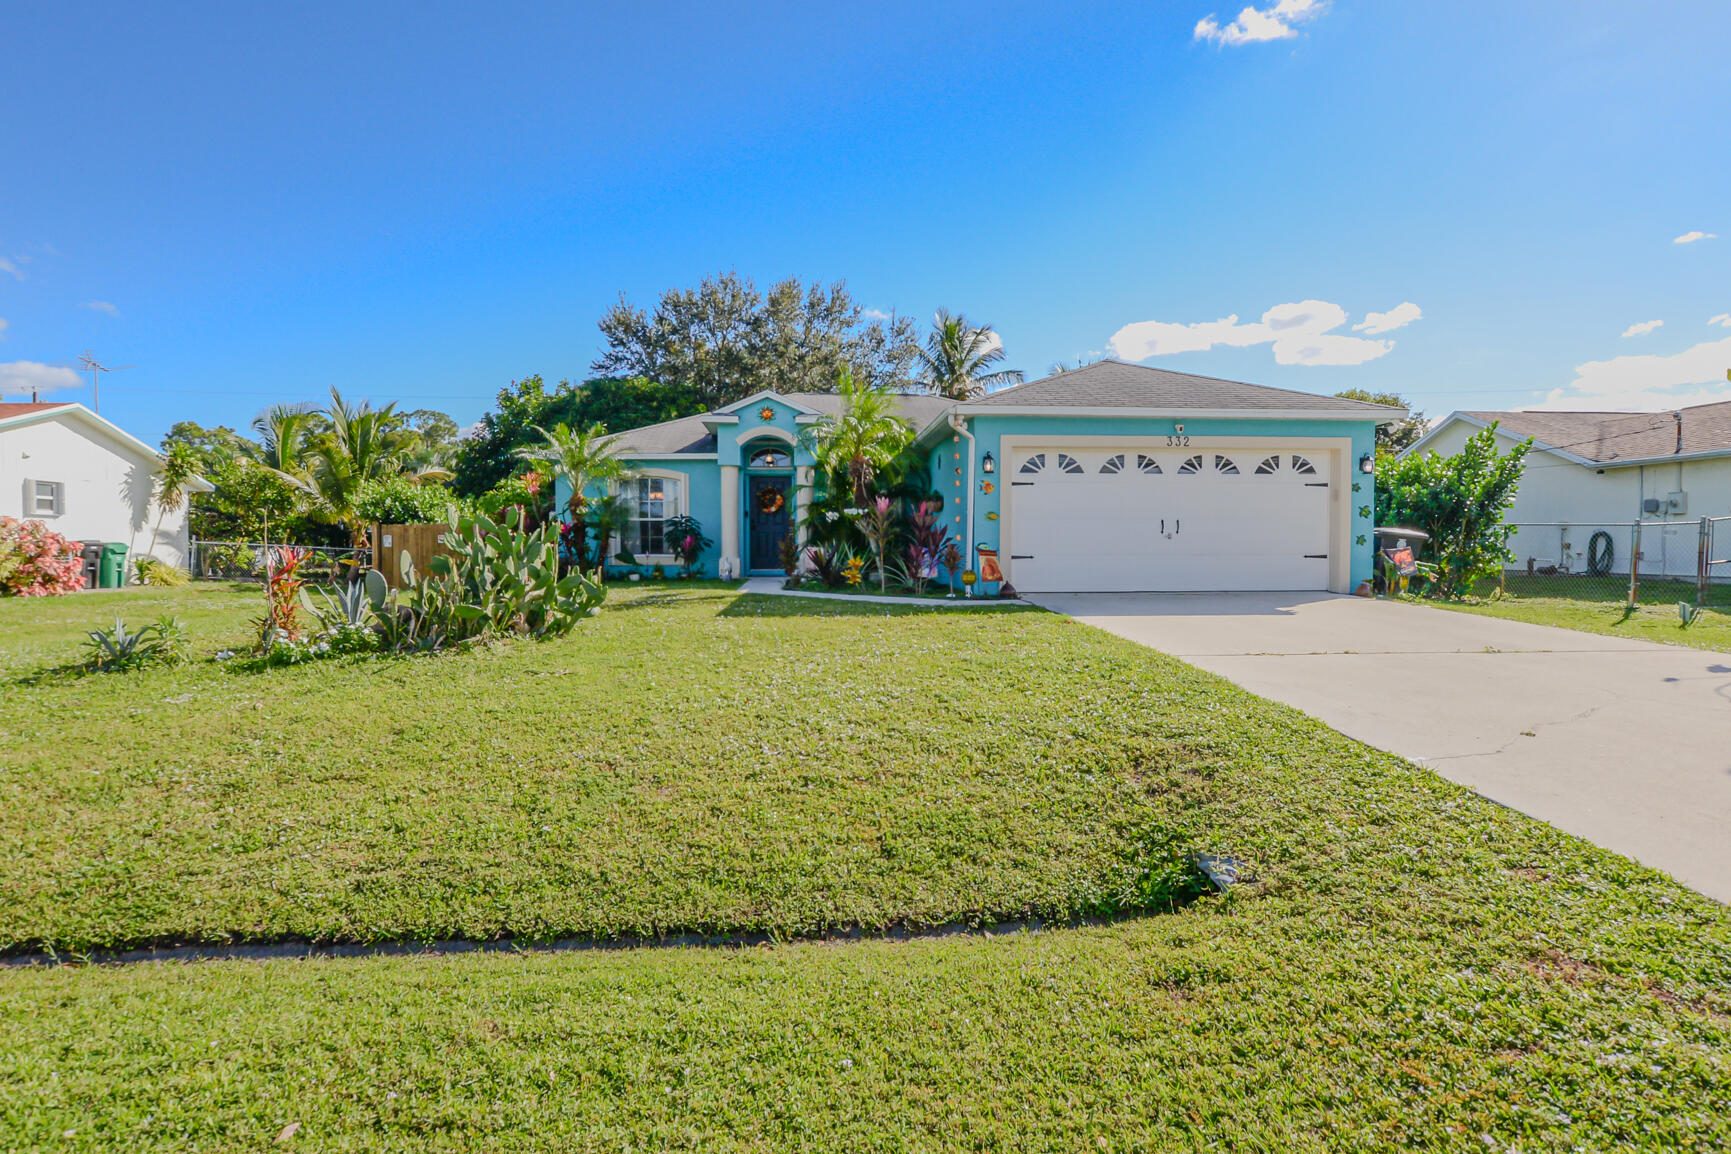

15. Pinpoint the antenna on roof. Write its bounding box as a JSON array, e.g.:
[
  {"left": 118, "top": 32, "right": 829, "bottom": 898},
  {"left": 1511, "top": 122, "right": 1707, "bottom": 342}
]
[{"left": 77, "top": 351, "right": 134, "bottom": 415}]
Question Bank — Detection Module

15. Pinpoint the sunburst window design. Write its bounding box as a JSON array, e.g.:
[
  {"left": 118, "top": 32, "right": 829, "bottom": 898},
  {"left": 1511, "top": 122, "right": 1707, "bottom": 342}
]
[
  {"left": 1215, "top": 455, "right": 1239, "bottom": 474},
  {"left": 1255, "top": 456, "right": 1280, "bottom": 475},
  {"left": 1137, "top": 454, "right": 1162, "bottom": 474},
  {"left": 1100, "top": 454, "right": 1125, "bottom": 474},
  {"left": 1291, "top": 455, "right": 1317, "bottom": 475},
  {"left": 1018, "top": 453, "right": 1046, "bottom": 475},
  {"left": 1056, "top": 453, "right": 1084, "bottom": 474},
  {"left": 1177, "top": 455, "right": 1203, "bottom": 474}
]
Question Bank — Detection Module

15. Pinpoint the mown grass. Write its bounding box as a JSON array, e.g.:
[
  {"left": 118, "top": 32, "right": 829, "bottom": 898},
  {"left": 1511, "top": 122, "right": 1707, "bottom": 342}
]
[
  {"left": 1, "top": 583, "right": 1728, "bottom": 1149},
  {"left": 0, "top": 584, "right": 1171, "bottom": 952},
  {"left": 1422, "top": 574, "right": 1731, "bottom": 652}
]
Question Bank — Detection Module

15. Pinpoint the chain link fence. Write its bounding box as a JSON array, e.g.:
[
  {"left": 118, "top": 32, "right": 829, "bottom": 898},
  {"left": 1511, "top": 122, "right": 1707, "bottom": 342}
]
[
  {"left": 190, "top": 541, "right": 372, "bottom": 585},
  {"left": 1476, "top": 518, "right": 1731, "bottom": 608}
]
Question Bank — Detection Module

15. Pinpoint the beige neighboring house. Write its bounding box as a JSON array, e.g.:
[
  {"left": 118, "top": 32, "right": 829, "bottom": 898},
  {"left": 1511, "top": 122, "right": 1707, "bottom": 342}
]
[
  {"left": 1409, "top": 401, "right": 1731, "bottom": 578},
  {"left": 0, "top": 402, "right": 213, "bottom": 572}
]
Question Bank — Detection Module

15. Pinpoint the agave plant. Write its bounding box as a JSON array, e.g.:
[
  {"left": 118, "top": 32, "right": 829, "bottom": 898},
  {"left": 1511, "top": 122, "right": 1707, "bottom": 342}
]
[{"left": 84, "top": 615, "right": 188, "bottom": 671}]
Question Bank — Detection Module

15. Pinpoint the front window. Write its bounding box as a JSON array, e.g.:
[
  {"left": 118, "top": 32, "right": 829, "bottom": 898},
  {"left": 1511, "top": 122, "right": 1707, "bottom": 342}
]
[
  {"left": 631, "top": 476, "right": 681, "bottom": 555},
  {"left": 30, "top": 480, "right": 62, "bottom": 516}
]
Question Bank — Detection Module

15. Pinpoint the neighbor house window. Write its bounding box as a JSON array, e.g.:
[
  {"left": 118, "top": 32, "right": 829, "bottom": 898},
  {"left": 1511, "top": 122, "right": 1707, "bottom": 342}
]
[
  {"left": 631, "top": 476, "right": 681, "bottom": 555},
  {"left": 29, "top": 480, "right": 62, "bottom": 516}
]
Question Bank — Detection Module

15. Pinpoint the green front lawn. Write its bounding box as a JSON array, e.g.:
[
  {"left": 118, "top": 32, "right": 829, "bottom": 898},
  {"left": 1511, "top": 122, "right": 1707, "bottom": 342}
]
[
  {"left": 1, "top": 583, "right": 1728, "bottom": 1149},
  {"left": 1422, "top": 574, "right": 1731, "bottom": 652},
  {"left": 1, "top": 584, "right": 1181, "bottom": 952}
]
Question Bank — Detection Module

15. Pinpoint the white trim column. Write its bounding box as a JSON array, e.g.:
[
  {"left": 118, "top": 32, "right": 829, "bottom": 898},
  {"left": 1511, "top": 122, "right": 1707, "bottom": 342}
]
[
  {"left": 794, "top": 465, "right": 813, "bottom": 554},
  {"left": 719, "top": 464, "right": 741, "bottom": 578}
]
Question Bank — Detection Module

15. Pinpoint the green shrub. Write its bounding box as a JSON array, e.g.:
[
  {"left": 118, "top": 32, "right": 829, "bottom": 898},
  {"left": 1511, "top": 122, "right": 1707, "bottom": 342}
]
[
  {"left": 1375, "top": 423, "right": 1531, "bottom": 597},
  {"left": 134, "top": 557, "right": 191, "bottom": 586},
  {"left": 353, "top": 475, "right": 456, "bottom": 525}
]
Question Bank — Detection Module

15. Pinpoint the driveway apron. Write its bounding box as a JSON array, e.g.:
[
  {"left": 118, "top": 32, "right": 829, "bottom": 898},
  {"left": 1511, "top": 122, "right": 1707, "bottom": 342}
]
[{"left": 1030, "top": 591, "right": 1731, "bottom": 904}]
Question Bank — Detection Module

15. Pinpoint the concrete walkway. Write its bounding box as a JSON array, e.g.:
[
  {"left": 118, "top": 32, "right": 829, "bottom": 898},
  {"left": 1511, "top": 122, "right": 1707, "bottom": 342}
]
[
  {"left": 735, "top": 577, "right": 1020, "bottom": 607},
  {"left": 1029, "top": 591, "right": 1731, "bottom": 903}
]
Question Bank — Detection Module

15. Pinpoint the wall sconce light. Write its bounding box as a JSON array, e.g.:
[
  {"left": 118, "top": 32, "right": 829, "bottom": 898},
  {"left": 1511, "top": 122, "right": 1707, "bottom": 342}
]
[
  {"left": 981, "top": 452, "right": 995, "bottom": 474},
  {"left": 1359, "top": 452, "right": 1375, "bottom": 475}
]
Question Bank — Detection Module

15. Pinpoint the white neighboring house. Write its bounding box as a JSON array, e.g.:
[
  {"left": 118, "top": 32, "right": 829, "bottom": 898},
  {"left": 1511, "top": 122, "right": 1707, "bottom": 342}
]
[
  {"left": 1408, "top": 402, "right": 1731, "bottom": 578},
  {"left": 0, "top": 402, "right": 214, "bottom": 573}
]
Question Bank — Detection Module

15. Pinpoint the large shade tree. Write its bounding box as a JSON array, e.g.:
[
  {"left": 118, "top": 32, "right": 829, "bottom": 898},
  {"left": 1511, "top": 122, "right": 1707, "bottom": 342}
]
[
  {"left": 592, "top": 271, "right": 920, "bottom": 409},
  {"left": 915, "top": 309, "right": 1024, "bottom": 400},
  {"left": 1336, "top": 389, "right": 1426, "bottom": 454},
  {"left": 454, "top": 375, "right": 703, "bottom": 497}
]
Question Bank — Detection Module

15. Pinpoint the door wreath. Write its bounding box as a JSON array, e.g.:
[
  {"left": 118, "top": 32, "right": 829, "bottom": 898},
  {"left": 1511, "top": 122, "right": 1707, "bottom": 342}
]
[{"left": 757, "top": 487, "right": 786, "bottom": 515}]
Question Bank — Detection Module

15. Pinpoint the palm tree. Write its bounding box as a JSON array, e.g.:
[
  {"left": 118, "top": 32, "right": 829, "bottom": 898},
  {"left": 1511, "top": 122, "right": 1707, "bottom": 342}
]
[
  {"left": 147, "top": 442, "right": 200, "bottom": 564},
  {"left": 518, "top": 422, "right": 633, "bottom": 567},
  {"left": 303, "top": 388, "right": 417, "bottom": 544},
  {"left": 915, "top": 308, "right": 1024, "bottom": 400},
  {"left": 803, "top": 369, "right": 913, "bottom": 505},
  {"left": 517, "top": 422, "right": 632, "bottom": 518},
  {"left": 248, "top": 402, "right": 317, "bottom": 475}
]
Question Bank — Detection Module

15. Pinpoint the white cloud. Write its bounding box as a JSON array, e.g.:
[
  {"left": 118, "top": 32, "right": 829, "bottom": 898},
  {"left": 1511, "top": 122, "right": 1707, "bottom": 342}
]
[
  {"left": 1109, "top": 299, "right": 1399, "bottom": 367},
  {"left": 1674, "top": 231, "right": 1716, "bottom": 244},
  {"left": 1532, "top": 336, "right": 1731, "bottom": 411},
  {"left": 1352, "top": 302, "right": 1422, "bottom": 335},
  {"left": 860, "top": 308, "right": 890, "bottom": 321},
  {"left": 1710, "top": 313, "right": 1731, "bottom": 327},
  {"left": 1195, "top": 0, "right": 1326, "bottom": 46},
  {"left": 1621, "top": 319, "right": 1663, "bottom": 338},
  {"left": 81, "top": 300, "right": 119, "bottom": 317},
  {"left": 0, "top": 258, "right": 23, "bottom": 282},
  {"left": 0, "top": 360, "right": 83, "bottom": 398},
  {"left": 0, "top": 319, "right": 7, "bottom": 340}
]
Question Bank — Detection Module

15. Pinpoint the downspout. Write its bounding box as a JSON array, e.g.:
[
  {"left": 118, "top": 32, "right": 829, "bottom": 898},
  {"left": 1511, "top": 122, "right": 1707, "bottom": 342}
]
[{"left": 947, "top": 411, "right": 976, "bottom": 566}]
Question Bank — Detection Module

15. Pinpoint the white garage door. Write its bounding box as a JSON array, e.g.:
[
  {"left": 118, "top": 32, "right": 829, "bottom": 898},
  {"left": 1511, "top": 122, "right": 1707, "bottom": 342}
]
[{"left": 1006, "top": 448, "right": 1333, "bottom": 593}]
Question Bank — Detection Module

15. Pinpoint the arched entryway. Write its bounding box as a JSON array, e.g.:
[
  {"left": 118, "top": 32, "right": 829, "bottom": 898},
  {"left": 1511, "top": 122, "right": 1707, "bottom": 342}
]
[{"left": 744, "top": 441, "right": 794, "bottom": 573}]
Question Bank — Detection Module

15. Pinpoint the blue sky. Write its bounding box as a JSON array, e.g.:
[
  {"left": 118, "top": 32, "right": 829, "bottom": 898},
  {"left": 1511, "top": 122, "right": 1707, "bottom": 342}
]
[{"left": 2, "top": 0, "right": 1727, "bottom": 444}]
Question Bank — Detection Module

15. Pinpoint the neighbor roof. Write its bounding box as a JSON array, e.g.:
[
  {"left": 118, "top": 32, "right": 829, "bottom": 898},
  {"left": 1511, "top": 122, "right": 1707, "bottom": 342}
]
[
  {"left": 1434, "top": 401, "right": 1731, "bottom": 465},
  {"left": 0, "top": 401, "right": 214, "bottom": 491},
  {"left": 0, "top": 402, "right": 73, "bottom": 420},
  {"left": 955, "top": 360, "right": 1407, "bottom": 416},
  {"left": 611, "top": 392, "right": 954, "bottom": 456}
]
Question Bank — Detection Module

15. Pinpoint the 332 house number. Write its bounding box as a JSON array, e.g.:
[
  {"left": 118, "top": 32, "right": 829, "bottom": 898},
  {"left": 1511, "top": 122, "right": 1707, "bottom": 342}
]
[{"left": 1165, "top": 434, "right": 1191, "bottom": 447}]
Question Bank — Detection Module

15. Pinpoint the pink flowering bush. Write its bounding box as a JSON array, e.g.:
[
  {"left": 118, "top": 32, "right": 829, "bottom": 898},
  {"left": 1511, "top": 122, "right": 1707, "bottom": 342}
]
[{"left": 0, "top": 517, "right": 87, "bottom": 597}]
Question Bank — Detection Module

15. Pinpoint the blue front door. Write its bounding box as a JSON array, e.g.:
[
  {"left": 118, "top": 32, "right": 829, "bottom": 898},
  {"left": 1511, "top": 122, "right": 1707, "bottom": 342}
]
[{"left": 748, "top": 474, "right": 791, "bottom": 571}]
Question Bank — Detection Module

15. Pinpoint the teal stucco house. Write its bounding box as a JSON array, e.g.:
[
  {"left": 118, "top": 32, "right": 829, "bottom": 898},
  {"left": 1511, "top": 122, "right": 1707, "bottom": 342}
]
[{"left": 583, "top": 360, "right": 1403, "bottom": 594}]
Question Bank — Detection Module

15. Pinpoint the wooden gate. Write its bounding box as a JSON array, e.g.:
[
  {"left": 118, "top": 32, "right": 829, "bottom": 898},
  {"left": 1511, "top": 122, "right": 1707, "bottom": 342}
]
[{"left": 370, "top": 523, "right": 453, "bottom": 589}]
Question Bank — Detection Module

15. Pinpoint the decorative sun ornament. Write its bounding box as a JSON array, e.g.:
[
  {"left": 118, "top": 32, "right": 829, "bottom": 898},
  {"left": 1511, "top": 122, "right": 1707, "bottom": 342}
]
[{"left": 758, "top": 406, "right": 776, "bottom": 421}]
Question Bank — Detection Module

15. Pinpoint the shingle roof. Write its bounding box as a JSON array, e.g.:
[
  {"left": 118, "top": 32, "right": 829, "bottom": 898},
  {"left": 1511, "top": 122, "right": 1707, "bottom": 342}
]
[
  {"left": 957, "top": 359, "right": 1404, "bottom": 414},
  {"left": 0, "top": 402, "right": 73, "bottom": 420},
  {"left": 611, "top": 393, "right": 956, "bottom": 455},
  {"left": 1462, "top": 401, "right": 1731, "bottom": 463}
]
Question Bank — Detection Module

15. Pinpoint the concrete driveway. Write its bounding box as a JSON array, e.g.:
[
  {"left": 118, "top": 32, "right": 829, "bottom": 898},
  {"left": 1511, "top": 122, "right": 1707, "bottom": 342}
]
[{"left": 1030, "top": 591, "right": 1731, "bottom": 903}]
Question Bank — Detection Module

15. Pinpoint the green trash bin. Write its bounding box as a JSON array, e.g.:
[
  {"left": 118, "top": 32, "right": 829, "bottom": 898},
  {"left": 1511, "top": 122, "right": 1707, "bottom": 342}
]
[{"left": 99, "top": 542, "right": 129, "bottom": 589}]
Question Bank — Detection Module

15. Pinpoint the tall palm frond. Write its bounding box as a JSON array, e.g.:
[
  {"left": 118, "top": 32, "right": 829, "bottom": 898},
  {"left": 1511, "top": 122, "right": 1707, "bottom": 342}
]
[
  {"left": 801, "top": 369, "right": 912, "bottom": 504},
  {"left": 915, "top": 308, "right": 1024, "bottom": 400},
  {"left": 517, "top": 422, "right": 632, "bottom": 518},
  {"left": 248, "top": 402, "right": 317, "bottom": 475},
  {"left": 303, "top": 387, "right": 417, "bottom": 544}
]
